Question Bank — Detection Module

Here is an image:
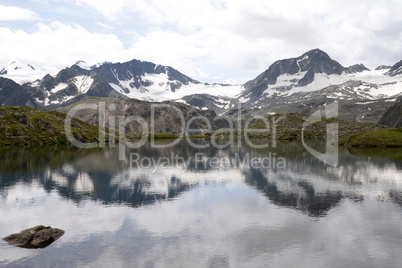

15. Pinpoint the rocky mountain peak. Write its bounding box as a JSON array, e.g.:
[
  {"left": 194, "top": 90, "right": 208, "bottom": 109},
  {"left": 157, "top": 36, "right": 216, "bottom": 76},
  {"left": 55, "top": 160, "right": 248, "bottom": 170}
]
[
  {"left": 20, "top": 64, "right": 121, "bottom": 108},
  {"left": 74, "top": 60, "right": 91, "bottom": 70},
  {"left": 57, "top": 64, "right": 91, "bottom": 81},
  {"left": 385, "top": 60, "right": 402, "bottom": 76},
  {"left": 375, "top": 65, "right": 391, "bottom": 71},
  {"left": 298, "top": 48, "right": 344, "bottom": 74},
  {"left": 346, "top": 64, "right": 370, "bottom": 73},
  {"left": 242, "top": 48, "right": 345, "bottom": 100},
  {"left": 92, "top": 58, "right": 200, "bottom": 94}
]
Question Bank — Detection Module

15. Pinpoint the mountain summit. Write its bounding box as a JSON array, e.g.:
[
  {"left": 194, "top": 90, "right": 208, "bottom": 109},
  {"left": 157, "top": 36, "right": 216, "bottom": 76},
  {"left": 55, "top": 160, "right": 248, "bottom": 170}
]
[
  {"left": 1, "top": 49, "right": 402, "bottom": 124},
  {"left": 385, "top": 60, "right": 402, "bottom": 76},
  {"left": 0, "top": 61, "right": 45, "bottom": 84},
  {"left": 241, "top": 49, "right": 346, "bottom": 102},
  {"left": 91, "top": 59, "right": 200, "bottom": 96},
  {"left": 23, "top": 64, "right": 121, "bottom": 108},
  {"left": 0, "top": 61, "right": 36, "bottom": 75}
]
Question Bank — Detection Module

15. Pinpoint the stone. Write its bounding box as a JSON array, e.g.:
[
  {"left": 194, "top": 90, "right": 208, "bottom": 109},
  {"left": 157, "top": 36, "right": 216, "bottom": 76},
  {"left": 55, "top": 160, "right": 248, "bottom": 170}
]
[{"left": 3, "top": 225, "right": 65, "bottom": 249}]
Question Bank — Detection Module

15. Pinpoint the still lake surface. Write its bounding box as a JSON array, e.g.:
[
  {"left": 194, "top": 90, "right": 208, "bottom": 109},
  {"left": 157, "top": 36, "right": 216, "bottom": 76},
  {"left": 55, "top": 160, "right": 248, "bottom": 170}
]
[{"left": 0, "top": 141, "right": 402, "bottom": 268}]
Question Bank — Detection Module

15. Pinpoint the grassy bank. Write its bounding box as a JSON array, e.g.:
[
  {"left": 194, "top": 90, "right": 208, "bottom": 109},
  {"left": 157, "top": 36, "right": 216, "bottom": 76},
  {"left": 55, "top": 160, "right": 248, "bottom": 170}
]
[
  {"left": 238, "top": 113, "right": 387, "bottom": 141},
  {"left": 339, "top": 128, "right": 402, "bottom": 147},
  {"left": 0, "top": 106, "right": 103, "bottom": 146}
]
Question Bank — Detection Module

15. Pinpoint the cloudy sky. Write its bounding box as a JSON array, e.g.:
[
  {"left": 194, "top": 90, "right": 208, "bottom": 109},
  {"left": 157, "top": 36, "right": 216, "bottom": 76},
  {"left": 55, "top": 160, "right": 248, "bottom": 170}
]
[{"left": 1, "top": 0, "right": 402, "bottom": 83}]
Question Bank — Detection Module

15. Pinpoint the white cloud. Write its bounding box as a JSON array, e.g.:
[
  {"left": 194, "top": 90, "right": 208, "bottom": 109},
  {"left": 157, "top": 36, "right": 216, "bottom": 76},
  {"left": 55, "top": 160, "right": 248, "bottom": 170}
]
[
  {"left": 0, "top": 4, "right": 39, "bottom": 21},
  {"left": 94, "top": 0, "right": 402, "bottom": 79},
  {"left": 1, "top": 0, "right": 402, "bottom": 82},
  {"left": 0, "top": 22, "right": 128, "bottom": 74},
  {"left": 72, "top": 0, "right": 133, "bottom": 20}
]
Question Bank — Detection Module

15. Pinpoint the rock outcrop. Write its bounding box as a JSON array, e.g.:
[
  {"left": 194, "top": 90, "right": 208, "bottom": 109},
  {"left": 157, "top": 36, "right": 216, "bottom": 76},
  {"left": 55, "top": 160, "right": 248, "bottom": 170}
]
[
  {"left": 3, "top": 225, "right": 65, "bottom": 249},
  {"left": 378, "top": 98, "right": 402, "bottom": 128}
]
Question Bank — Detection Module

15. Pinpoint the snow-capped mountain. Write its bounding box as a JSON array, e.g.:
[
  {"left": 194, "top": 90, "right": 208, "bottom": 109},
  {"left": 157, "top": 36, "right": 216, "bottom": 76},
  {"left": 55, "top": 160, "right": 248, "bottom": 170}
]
[
  {"left": 0, "top": 61, "right": 36, "bottom": 75},
  {"left": 74, "top": 60, "right": 91, "bottom": 70},
  {"left": 228, "top": 49, "right": 402, "bottom": 122},
  {"left": 23, "top": 65, "right": 121, "bottom": 108},
  {"left": 0, "top": 61, "right": 46, "bottom": 84},
  {"left": 0, "top": 59, "right": 243, "bottom": 109},
  {"left": 240, "top": 49, "right": 346, "bottom": 103},
  {"left": 91, "top": 59, "right": 243, "bottom": 101},
  {"left": 239, "top": 49, "right": 402, "bottom": 107},
  {"left": 1, "top": 49, "right": 402, "bottom": 124}
]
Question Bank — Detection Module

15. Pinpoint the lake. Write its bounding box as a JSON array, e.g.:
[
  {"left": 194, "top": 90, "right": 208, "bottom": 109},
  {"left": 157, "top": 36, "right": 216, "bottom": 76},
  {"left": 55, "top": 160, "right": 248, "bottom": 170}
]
[{"left": 1, "top": 141, "right": 402, "bottom": 268}]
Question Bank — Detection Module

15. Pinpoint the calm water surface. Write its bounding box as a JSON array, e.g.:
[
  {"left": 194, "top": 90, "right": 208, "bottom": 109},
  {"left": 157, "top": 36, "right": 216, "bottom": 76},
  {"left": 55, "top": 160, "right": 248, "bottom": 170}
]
[{"left": 0, "top": 141, "right": 402, "bottom": 268}]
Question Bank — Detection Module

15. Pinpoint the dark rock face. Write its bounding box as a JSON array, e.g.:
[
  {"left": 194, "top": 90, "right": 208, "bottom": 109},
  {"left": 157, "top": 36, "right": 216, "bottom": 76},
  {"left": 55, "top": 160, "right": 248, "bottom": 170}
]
[
  {"left": 3, "top": 225, "right": 65, "bottom": 249},
  {"left": 57, "top": 97, "right": 218, "bottom": 134},
  {"left": 345, "top": 64, "right": 370, "bottom": 73},
  {"left": 92, "top": 59, "right": 200, "bottom": 93},
  {"left": 375, "top": 65, "right": 392, "bottom": 71},
  {"left": 378, "top": 99, "right": 402, "bottom": 127},
  {"left": 0, "top": 77, "right": 37, "bottom": 108},
  {"left": 241, "top": 49, "right": 346, "bottom": 102},
  {"left": 385, "top": 60, "right": 402, "bottom": 76}
]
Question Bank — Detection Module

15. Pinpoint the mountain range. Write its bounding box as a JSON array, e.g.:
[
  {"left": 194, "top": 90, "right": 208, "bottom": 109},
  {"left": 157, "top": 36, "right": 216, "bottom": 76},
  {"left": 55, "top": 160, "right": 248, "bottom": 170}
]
[{"left": 1, "top": 48, "right": 402, "bottom": 124}]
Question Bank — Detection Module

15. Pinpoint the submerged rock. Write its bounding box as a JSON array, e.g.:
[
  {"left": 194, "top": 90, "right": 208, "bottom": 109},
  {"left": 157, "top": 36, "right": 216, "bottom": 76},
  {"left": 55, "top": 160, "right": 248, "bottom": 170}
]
[{"left": 3, "top": 225, "right": 64, "bottom": 249}]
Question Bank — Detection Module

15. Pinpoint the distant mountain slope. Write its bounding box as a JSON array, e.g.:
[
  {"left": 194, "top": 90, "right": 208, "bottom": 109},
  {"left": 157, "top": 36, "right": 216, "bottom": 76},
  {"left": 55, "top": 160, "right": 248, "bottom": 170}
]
[
  {"left": 57, "top": 97, "right": 217, "bottom": 134},
  {"left": 0, "top": 77, "right": 37, "bottom": 108},
  {"left": 179, "top": 94, "right": 237, "bottom": 115},
  {"left": 378, "top": 98, "right": 402, "bottom": 127}
]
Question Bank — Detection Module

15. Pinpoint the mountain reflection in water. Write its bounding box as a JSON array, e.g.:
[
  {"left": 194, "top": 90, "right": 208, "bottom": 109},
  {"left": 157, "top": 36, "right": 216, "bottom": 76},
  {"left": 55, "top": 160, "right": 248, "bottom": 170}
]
[
  {"left": 1, "top": 142, "right": 401, "bottom": 214},
  {"left": 1, "top": 141, "right": 402, "bottom": 267}
]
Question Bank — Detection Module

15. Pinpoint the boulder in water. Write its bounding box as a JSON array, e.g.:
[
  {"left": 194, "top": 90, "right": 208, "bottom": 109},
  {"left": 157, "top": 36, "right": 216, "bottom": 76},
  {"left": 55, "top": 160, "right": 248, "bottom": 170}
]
[{"left": 3, "top": 225, "right": 64, "bottom": 249}]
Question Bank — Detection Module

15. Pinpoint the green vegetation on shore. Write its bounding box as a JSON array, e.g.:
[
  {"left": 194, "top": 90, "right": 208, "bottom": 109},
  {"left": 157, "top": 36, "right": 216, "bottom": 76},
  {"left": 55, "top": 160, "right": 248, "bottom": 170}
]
[
  {"left": 1, "top": 106, "right": 400, "bottom": 148},
  {"left": 148, "top": 133, "right": 179, "bottom": 140},
  {"left": 0, "top": 106, "right": 210, "bottom": 146},
  {"left": 339, "top": 128, "right": 402, "bottom": 147},
  {"left": 0, "top": 106, "right": 102, "bottom": 146},
  {"left": 242, "top": 113, "right": 387, "bottom": 141}
]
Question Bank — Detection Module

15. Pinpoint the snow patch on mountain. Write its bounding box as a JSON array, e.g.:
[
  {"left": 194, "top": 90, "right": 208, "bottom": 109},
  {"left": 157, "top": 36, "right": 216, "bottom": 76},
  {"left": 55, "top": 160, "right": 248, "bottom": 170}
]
[
  {"left": 111, "top": 72, "right": 243, "bottom": 102},
  {"left": 73, "top": 75, "right": 94, "bottom": 94},
  {"left": 289, "top": 73, "right": 349, "bottom": 93},
  {"left": 263, "top": 72, "right": 348, "bottom": 97},
  {"left": 270, "top": 72, "right": 307, "bottom": 89},
  {"left": 51, "top": 83, "right": 68, "bottom": 93},
  {"left": 257, "top": 68, "right": 402, "bottom": 102}
]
